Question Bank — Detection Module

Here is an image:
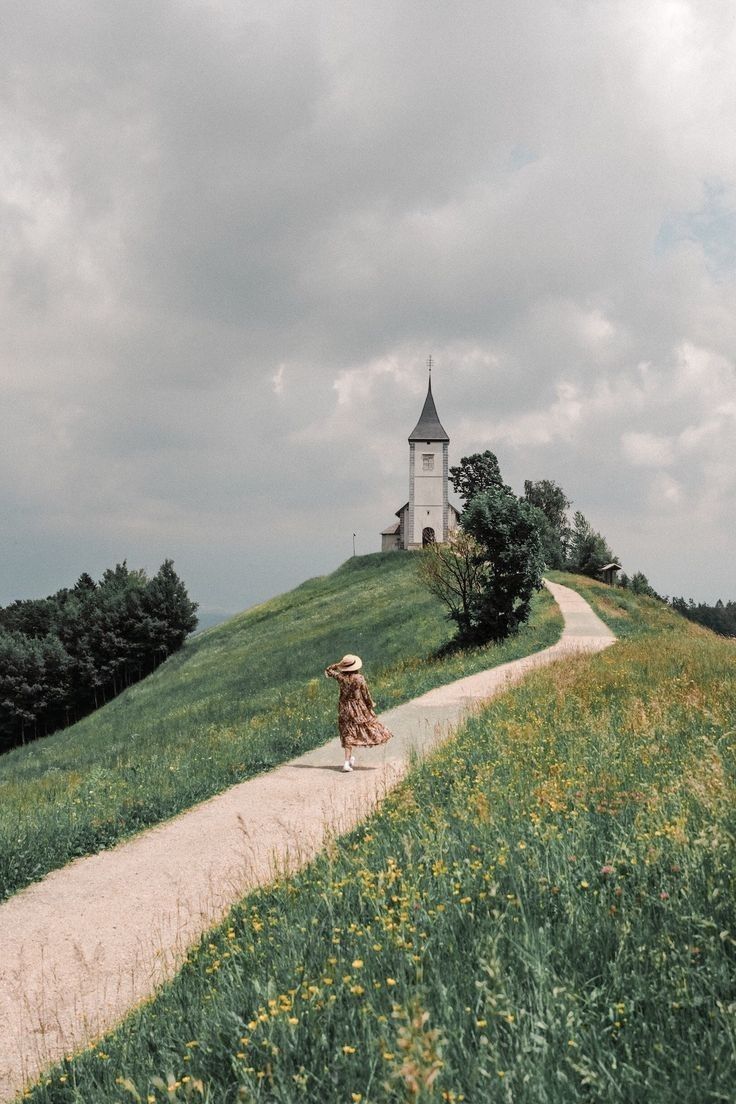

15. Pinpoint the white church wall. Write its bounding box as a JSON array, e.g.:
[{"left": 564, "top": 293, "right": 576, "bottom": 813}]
[
  {"left": 409, "top": 441, "right": 447, "bottom": 546},
  {"left": 413, "top": 504, "right": 444, "bottom": 545},
  {"left": 414, "top": 476, "right": 443, "bottom": 505}
]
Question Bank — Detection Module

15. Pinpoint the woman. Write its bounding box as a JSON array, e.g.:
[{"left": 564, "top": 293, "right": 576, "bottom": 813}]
[{"left": 324, "top": 654, "right": 393, "bottom": 772}]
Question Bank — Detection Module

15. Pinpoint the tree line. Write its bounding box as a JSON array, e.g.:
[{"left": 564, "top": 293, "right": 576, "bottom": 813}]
[
  {"left": 0, "top": 560, "right": 198, "bottom": 751},
  {"left": 669, "top": 596, "right": 736, "bottom": 638}
]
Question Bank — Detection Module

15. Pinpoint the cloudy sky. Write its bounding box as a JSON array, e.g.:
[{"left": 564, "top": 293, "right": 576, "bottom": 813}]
[{"left": 2, "top": 0, "right": 735, "bottom": 617}]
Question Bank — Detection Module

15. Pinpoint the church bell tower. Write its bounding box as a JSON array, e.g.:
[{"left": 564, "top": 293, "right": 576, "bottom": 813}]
[
  {"left": 380, "top": 361, "right": 460, "bottom": 552},
  {"left": 406, "top": 369, "right": 450, "bottom": 548}
]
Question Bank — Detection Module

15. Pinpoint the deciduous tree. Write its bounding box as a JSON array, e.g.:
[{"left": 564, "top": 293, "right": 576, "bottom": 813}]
[
  {"left": 522, "top": 479, "right": 571, "bottom": 568},
  {"left": 420, "top": 487, "right": 545, "bottom": 645},
  {"left": 566, "top": 511, "right": 616, "bottom": 578},
  {"left": 449, "top": 450, "right": 510, "bottom": 507},
  {"left": 462, "top": 488, "right": 546, "bottom": 641},
  {"left": 418, "top": 530, "right": 486, "bottom": 642}
]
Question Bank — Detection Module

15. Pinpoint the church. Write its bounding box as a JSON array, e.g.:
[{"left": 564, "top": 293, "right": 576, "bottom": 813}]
[{"left": 380, "top": 374, "right": 461, "bottom": 551}]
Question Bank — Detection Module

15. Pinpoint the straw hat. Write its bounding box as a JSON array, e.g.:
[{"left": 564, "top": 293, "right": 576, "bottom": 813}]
[{"left": 336, "top": 653, "right": 363, "bottom": 672}]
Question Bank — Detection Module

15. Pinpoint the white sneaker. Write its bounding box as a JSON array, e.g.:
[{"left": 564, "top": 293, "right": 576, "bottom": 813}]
[
  {"left": 342, "top": 762, "right": 353, "bottom": 772},
  {"left": 349, "top": 755, "right": 356, "bottom": 768}
]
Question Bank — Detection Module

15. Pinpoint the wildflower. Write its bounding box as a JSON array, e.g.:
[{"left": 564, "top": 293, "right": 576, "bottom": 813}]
[
  {"left": 342, "top": 1045, "right": 357, "bottom": 1054},
  {"left": 352, "top": 1095, "right": 363, "bottom": 1102},
  {"left": 659, "top": 891, "right": 670, "bottom": 900},
  {"left": 352, "top": 959, "right": 364, "bottom": 969},
  {"left": 600, "top": 865, "right": 615, "bottom": 875},
  {"left": 387, "top": 977, "right": 397, "bottom": 986},
  {"left": 580, "top": 881, "right": 589, "bottom": 889}
]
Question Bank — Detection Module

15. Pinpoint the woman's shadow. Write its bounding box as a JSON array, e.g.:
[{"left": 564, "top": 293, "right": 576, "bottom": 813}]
[{"left": 291, "top": 764, "right": 376, "bottom": 773}]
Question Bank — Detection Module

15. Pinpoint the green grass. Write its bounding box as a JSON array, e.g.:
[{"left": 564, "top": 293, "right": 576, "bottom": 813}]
[
  {"left": 546, "top": 570, "right": 679, "bottom": 641},
  {"left": 0, "top": 553, "right": 562, "bottom": 901},
  {"left": 22, "top": 576, "right": 736, "bottom": 1103}
]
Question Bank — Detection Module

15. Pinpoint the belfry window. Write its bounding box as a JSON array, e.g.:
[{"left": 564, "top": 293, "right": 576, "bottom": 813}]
[{"left": 422, "top": 454, "right": 434, "bottom": 472}]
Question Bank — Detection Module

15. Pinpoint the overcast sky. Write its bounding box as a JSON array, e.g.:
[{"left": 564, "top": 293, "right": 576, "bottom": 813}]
[{"left": 2, "top": 0, "right": 735, "bottom": 616}]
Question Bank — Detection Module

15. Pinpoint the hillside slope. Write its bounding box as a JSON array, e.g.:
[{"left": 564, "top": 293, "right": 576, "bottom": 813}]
[
  {"left": 20, "top": 577, "right": 736, "bottom": 1104},
  {"left": 0, "top": 553, "right": 561, "bottom": 899}
]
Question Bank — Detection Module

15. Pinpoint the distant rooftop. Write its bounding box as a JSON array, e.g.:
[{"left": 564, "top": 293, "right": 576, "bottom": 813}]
[{"left": 408, "top": 379, "right": 449, "bottom": 442}]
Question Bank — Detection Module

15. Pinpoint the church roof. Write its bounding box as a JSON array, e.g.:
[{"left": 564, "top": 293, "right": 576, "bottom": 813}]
[{"left": 408, "top": 379, "right": 449, "bottom": 442}]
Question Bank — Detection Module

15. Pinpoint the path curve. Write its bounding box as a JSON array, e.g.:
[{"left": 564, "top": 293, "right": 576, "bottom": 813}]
[{"left": 0, "top": 580, "right": 614, "bottom": 1100}]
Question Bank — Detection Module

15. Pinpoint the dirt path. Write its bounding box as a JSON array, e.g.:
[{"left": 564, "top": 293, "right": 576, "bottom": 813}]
[{"left": 0, "top": 580, "right": 614, "bottom": 1100}]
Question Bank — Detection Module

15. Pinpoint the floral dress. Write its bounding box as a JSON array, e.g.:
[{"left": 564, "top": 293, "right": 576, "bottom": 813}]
[{"left": 324, "top": 666, "right": 393, "bottom": 748}]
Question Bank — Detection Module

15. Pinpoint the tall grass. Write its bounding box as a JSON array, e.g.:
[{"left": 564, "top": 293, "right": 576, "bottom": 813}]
[
  {"left": 23, "top": 579, "right": 736, "bottom": 1102},
  {"left": 0, "top": 554, "right": 561, "bottom": 900}
]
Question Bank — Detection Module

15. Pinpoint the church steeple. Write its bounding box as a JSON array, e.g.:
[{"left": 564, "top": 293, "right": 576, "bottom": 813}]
[
  {"left": 408, "top": 376, "right": 449, "bottom": 442},
  {"left": 379, "top": 359, "right": 460, "bottom": 552},
  {"left": 405, "top": 361, "right": 451, "bottom": 548}
]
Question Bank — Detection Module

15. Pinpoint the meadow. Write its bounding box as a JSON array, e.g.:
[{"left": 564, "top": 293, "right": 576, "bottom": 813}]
[
  {"left": 0, "top": 553, "right": 561, "bottom": 900},
  {"left": 22, "top": 577, "right": 736, "bottom": 1102}
]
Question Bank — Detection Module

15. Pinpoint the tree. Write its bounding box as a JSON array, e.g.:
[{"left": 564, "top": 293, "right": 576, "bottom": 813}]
[
  {"left": 461, "top": 489, "right": 546, "bottom": 641},
  {"left": 449, "top": 451, "right": 510, "bottom": 507},
  {"left": 143, "top": 560, "right": 199, "bottom": 655},
  {"left": 629, "top": 571, "right": 658, "bottom": 598},
  {"left": 522, "top": 479, "right": 571, "bottom": 568},
  {"left": 566, "top": 511, "right": 616, "bottom": 578},
  {"left": 418, "top": 530, "right": 488, "bottom": 642},
  {"left": 420, "top": 486, "right": 546, "bottom": 645}
]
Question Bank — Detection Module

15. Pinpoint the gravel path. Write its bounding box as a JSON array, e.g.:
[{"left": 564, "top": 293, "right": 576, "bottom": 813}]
[{"left": 0, "top": 580, "right": 614, "bottom": 1100}]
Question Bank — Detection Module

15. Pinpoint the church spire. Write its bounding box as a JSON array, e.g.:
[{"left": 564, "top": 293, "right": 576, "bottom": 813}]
[{"left": 408, "top": 359, "right": 449, "bottom": 441}]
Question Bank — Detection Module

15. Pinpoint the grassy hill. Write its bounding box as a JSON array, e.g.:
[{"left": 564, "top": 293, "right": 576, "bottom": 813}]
[
  {"left": 24, "top": 574, "right": 736, "bottom": 1104},
  {"left": 0, "top": 552, "right": 561, "bottom": 900}
]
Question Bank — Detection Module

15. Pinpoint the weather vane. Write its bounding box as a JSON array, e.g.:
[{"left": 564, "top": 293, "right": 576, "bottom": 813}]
[{"left": 427, "top": 354, "right": 433, "bottom": 379}]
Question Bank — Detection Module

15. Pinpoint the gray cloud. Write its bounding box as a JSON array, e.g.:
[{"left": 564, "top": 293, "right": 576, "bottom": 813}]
[{"left": 2, "top": 0, "right": 736, "bottom": 612}]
